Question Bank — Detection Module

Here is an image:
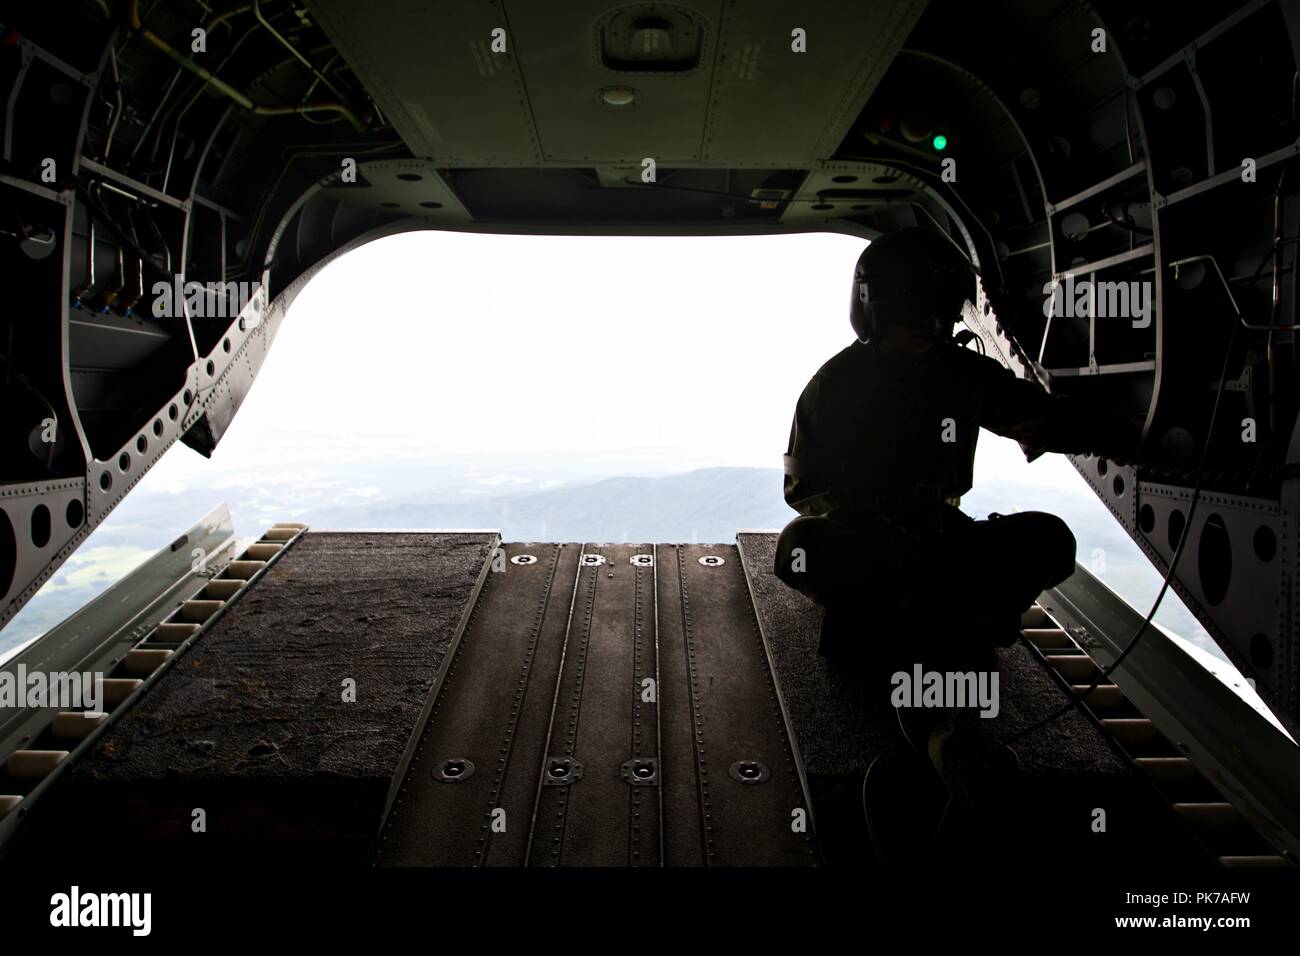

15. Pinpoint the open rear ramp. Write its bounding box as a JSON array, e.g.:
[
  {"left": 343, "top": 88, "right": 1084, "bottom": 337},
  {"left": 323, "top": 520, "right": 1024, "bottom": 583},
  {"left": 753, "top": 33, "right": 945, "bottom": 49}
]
[
  {"left": 12, "top": 529, "right": 1277, "bottom": 869},
  {"left": 7, "top": 535, "right": 816, "bottom": 867}
]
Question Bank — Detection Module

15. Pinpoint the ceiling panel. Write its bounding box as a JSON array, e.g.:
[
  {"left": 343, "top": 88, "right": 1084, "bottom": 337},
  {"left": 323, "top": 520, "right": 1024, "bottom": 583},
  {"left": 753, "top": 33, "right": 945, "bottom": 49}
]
[
  {"left": 702, "top": 0, "right": 931, "bottom": 166},
  {"left": 307, "top": 0, "right": 929, "bottom": 169},
  {"left": 503, "top": 0, "right": 724, "bottom": 164},
  {"left": 307, "top": 0, "right": 542, "bottom": 164}
]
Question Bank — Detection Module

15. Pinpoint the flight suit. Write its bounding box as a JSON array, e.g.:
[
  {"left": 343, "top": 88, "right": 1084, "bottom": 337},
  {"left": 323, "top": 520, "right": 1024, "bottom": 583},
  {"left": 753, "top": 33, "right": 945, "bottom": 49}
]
[{"left": 775, "top": 338, "right": 1139, "bottom": 650}]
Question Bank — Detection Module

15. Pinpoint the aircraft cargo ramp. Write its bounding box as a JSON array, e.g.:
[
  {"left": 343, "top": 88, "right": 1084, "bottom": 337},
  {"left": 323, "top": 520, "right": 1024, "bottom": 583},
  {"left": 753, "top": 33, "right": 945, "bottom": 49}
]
[{"left": 2, "top": 529, "right": 1287, "bottom": 867}]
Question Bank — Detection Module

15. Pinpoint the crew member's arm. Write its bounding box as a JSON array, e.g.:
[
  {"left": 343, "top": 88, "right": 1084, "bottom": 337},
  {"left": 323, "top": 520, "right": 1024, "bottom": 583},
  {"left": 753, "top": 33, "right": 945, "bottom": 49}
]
[
  {"left": 783, "top": 374, "right": 842, "bottom": 516},
  {"left": 976, "top": 358, "right": 1143, "bottom": 463}
]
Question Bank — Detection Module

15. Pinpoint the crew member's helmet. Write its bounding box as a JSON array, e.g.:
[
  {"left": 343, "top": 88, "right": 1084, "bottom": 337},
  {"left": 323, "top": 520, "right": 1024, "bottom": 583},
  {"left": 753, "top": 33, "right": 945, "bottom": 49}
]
[{"left": 850, "top": 227, "right": 974, "bottom": 343}]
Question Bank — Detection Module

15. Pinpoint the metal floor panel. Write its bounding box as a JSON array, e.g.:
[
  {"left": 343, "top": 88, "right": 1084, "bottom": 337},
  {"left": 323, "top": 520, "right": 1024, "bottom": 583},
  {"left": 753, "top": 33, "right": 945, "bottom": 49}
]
[
  {"left": 659, "top": 544, "right": 819, "bottom": 866},
  {"left": 376, "top": 542, "right": 581, "bottom": 865},
  {"left": 527, "top": 544, "right": 649, "bottom": 866},
  {"left": 375, "top": 543, "right": 817, "bottom": 866}
]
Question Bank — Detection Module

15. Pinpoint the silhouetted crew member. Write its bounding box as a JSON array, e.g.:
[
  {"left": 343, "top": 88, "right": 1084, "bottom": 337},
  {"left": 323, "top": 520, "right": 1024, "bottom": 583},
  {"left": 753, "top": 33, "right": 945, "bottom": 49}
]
[{"left": 775, "top": 228, "right": 1140, "bottom": 656}]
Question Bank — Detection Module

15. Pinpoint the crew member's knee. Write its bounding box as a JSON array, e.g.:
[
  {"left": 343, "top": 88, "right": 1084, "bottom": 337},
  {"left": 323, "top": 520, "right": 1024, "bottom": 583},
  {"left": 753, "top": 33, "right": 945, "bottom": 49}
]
[
  {"left": 774, "top": 514, "right": 860, "bottom": 603},
  {"left": 774, "top": 515, "right": 822, "bottom": 588},
  {"left": 1020, "top": 511, "right": 1077, "bottom": 584}
]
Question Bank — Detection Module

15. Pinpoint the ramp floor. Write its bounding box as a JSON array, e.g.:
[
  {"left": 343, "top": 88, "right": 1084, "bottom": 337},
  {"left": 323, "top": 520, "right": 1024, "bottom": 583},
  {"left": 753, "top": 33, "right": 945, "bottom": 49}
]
[
  {"left": 736, "top": 531, "right": 1209, "bottom": 867},
  {"left": 375, "top": 543, "right": 818, "bottom": 866},
  {"left": 8, "top": 530, "right": 1218, "bottom": 870},
  {"left": 9, "top": 531, "right": 497, "bottom": 865}
]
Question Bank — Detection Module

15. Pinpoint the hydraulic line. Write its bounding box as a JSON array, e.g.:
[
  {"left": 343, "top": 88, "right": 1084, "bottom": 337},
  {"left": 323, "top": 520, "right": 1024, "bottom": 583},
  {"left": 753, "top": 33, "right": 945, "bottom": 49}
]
[
  {"left": 71, "top": 194, "right": 96, "bottom": 304},
  {"left": 125, "top": 0, "right": 365, "bottom": 132},
  {"left": 251, "top": 0, "right": 350, "bottom": 105},
  {"left": 69, "top": 178, "right": 171, "bottom": 288},
  {"left": 102, "top": 46, "right": 123, "bottom": 160},
  {"left": 127, "top": 0, "right": 255, "bottom": 110},
  {"left": 128, "top": 6, "right": 255, "bottom": 171}
]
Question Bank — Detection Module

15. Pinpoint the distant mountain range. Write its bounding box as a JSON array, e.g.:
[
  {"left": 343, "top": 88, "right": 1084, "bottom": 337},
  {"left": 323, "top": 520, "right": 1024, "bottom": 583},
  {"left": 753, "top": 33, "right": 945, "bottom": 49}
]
[
  {"left": 3, "top": 464, "right": 1219, "bottom": 663},
  {"left": 305, "top": 466, "right": 791, "bottom": 541}
]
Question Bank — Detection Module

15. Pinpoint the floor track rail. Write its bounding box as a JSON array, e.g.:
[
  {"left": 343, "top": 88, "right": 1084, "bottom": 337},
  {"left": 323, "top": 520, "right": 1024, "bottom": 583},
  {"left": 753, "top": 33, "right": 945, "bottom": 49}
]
[{"left": 374, "top": 541, "right": 817, "bottom": 867}]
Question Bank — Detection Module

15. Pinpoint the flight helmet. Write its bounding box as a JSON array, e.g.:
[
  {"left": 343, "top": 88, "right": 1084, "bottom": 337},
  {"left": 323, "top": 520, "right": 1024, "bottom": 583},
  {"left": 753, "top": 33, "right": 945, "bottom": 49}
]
[{"left": 850, "top": 227, "right": 974, "bottom": 343}]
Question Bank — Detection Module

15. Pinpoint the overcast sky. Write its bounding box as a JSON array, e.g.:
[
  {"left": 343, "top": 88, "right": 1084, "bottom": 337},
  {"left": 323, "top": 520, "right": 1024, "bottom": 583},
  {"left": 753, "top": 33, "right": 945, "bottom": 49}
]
[{"left": 148, "top": 229, "right": 1085, "bottom": 489}]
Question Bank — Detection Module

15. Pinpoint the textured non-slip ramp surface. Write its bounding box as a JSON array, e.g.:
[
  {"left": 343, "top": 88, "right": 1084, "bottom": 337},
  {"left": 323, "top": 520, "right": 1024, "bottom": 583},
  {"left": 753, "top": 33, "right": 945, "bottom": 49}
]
[
  {"left": 736, "top": 532, "right": 1204, "bottom": 867},
  {"left": 737, "top": 532, "right": 1129, "bottom": 777},
  {"left": 376, "top": 543, "right": 817, "bottom": 867},
  {"left": 11, "top": 532, "right": 496, "bottom": 865}
]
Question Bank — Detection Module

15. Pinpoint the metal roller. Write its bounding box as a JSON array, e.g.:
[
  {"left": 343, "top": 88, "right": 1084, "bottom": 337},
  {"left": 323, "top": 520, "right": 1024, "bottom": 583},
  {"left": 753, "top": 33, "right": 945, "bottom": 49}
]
[
  {"left": 52, "top": 711, "right": 108, "bottom": 741},
  {"left": 124, "top": 648, "right": 172, "bottom": 675},
  {"left": 101, "top": 679, "right": 143, "bottom": 707},
  {"left": 179, "top": 600, "right": 225, "bottom": 623},
  {"left": 1021, "top": 627, "right": 1072, "bottom": 649},
  {"left": 222, "top": 561, "right": 266, "bottom": 580},
  {"left": 6, "top": 750, "right": 68, "bottom": 780},
  {"left": 203, "top": 580, "right": 244, "bottom": 601},
  {"left": 243, "top": 544, "right": 283, "bottom": 561},
  {"left": 152, "top": 622, "right": 200, "bottom": 642}
]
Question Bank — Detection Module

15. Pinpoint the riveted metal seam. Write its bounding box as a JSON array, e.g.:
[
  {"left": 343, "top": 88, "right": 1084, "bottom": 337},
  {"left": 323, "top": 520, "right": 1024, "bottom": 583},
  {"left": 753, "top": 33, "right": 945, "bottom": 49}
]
[{"left": 476, "top": 543, "right": 563, "bottom": 864}]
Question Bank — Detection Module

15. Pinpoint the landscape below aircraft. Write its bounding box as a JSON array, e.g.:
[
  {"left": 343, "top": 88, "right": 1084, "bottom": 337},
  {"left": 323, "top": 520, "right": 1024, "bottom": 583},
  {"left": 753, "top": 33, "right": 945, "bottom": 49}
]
[{"left": 0, "top": 0, "right": 1298, "bottom": 871}]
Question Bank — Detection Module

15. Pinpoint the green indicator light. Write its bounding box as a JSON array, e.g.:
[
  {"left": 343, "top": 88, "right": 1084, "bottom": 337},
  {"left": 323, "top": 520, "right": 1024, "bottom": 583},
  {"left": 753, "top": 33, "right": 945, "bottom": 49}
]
[{"left": 932, "top": 134, "right": 948, "bottom": 151}]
